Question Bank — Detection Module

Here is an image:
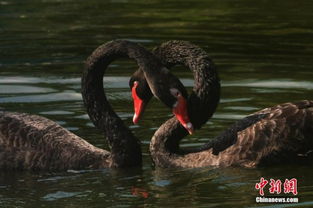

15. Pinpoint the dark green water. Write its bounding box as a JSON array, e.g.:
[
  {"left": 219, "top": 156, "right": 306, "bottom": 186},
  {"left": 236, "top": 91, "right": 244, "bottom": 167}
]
[{"left": 1, "top": 0, "right": 313, "bottom": 207}]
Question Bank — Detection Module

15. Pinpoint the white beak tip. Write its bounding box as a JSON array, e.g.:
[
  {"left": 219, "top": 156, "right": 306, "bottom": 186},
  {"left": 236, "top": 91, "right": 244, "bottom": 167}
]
[
  {"left": 133, "top": 113, "right": 139, "bottom": 124},
  {"left": 183, "top": 122, "right": 194, "bottom": 135}
]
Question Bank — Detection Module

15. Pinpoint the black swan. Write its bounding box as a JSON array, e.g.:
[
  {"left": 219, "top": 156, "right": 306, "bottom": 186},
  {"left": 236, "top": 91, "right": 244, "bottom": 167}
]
[
  {"left": 131, "top": 40, "right": 313, "bottom": 168},
  {"left": 0, "top": 40, "right": 188, "bottom": 171}
]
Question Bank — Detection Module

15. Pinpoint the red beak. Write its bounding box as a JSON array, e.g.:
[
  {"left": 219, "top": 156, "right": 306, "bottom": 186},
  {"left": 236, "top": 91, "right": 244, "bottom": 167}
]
[
  {"left": 172, "top": 95, "right": 194, "bottom": 134},
  {"left": 131, "top": 82, "right": 146, "bottom": 124}
]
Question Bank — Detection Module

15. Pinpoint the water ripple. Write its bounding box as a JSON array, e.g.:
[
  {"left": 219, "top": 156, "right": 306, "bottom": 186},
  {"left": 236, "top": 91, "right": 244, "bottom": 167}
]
[
  {"left": 0, "top": 85, "right": 55, "bottom": 94},
  {"left": 224, "top": 79, "right": 313, "bottom": 90},
  {"left": 42, "top": 191, "right": 83, "bottom": 201},
  {"left": 0, "top": 91, "right": 81, "bottom": 103}
]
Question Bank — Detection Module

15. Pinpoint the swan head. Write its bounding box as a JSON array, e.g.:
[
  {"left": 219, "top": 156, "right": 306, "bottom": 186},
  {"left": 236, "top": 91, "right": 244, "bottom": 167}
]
[
  {"left": 170, "top": 88, "right": 194, "bottom": 134},
  {"left": 150, "top": 69, "right": 194, "bottom": 134},
  {"left": 129, "top": 70, "right": 153, "bottom": 124}
]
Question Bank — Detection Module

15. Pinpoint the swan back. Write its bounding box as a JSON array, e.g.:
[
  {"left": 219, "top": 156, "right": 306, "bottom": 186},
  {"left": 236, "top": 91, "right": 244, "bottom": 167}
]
[{"left": 0, "top": 112, "right": 109, "bottom": 170}]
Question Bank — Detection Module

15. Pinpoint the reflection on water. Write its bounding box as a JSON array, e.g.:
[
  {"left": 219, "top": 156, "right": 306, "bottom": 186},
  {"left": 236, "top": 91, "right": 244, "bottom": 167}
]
[{"left": 1, "top": 0, "right": 313, "bottom": 207}]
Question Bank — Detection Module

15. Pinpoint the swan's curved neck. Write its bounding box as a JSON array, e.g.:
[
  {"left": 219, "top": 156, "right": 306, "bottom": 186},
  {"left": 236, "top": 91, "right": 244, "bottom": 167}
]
[
  {"left": 82, "top": 40, "right": 161, "bottom": 167},
  {"left": 151, "top": 41, "right": 220, "bottom": 160}
]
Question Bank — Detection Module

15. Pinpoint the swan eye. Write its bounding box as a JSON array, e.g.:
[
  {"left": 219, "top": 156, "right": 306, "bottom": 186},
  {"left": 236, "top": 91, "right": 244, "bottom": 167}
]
[
  {"left": 133, "top": 81, "right": 139, "bottom": 87},
  {"left": 170, "top": 88, "right": 180, "bottom": 98},
  {"left": 132, "top": 81, "right": 139, "bottom": 94}
]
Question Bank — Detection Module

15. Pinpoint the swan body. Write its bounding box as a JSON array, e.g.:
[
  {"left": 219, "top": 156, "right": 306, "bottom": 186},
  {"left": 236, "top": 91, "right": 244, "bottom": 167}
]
[
  {"left": 150, "top": 100, "right": 313, "bottom": 168},
  {"left": 0, "top": 112, "right": 109, "bottom": 170},
  {"left": 143, "top": 40, "right": 313, "bottom": 168},
  {"left": 0, "top": 40, "right": 145, "bottom": 170}
]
